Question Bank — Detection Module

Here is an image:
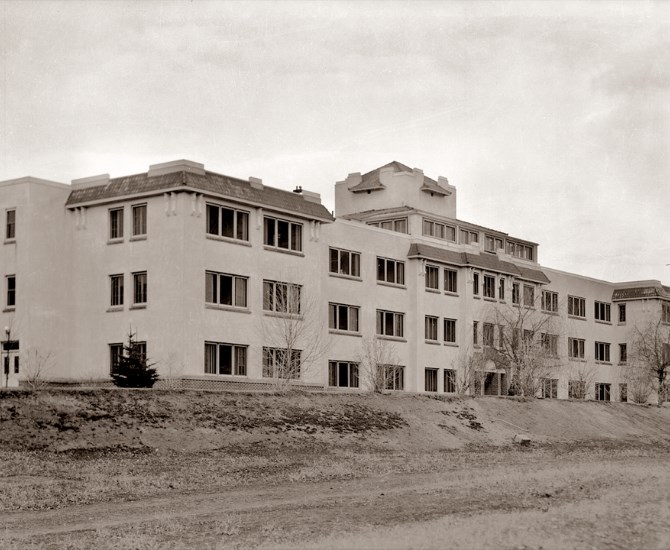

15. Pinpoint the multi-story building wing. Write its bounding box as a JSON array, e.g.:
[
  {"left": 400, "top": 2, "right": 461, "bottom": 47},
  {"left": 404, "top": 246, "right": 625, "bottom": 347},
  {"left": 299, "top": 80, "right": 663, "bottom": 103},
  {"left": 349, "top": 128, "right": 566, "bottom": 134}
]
[{"left": 1, "top": 158, "right": 668, "bottom": 402}]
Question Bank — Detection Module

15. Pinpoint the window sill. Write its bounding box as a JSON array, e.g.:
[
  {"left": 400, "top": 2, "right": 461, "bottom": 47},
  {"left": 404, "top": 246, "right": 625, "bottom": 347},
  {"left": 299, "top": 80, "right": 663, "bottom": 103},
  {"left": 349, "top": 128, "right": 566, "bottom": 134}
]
[
  {"left": 3, "top": 239, "right": 15, "bottom": 245},
  {"left": 542, "top": 311, "right": 559, "bottom": 316},
  {"left": 595, "top": 320, "right": 612, "bottom": 325},
  {"left": 425, "top": 339, "right": 440, "bottom": 345},
  {"left": 376, "top": 335, "right": 407, "bottom": 343},
  {"left": 263, "top": 311, "right": 303, "bottom": 320},
  {"left": 595, "top": 361, "right": 612, "bottom": 365},
  {"left": 129, "top": 235, "right": 147, "bottom": 242},
  {"left": 473, "top": 295, "right": 481, "bottom": 300},
  {"left": 263, "top": 245, "right": 304, "bottom": 257},
  {"left": 499, "top": 300, "right": 506, "bottom": 304},
  {"left": 444, "top": 291, "right": 459, "bottom": 297},
  {"left": 130, "top": 304, "right": 147, "bottom": 310},
  {"left": 328, "top": 273, "right": 362, "bottom": 282},
  {"left": 107, "top": 238, "right": 124, "bottom": 245},
  {"left": 329, "top": 329, "right": 362, "bottom": 337},
  {"left": 568, "top": 315, "right": 587, "bottom": 321},
  {"left": 206, "top": 304, "right": 251, "bottom": 314},
  {"left": 207, "top": 234, "right": 252, "bottom": 247},
  {"left": 107, "top": 306, "right": 124, "bottom": 312},
  {"left": 376, "top": 281, "right": 406, "bottom": 290},
  {"left": 3, "top": 307, "right": 15, "bottom": 313},
  {"left": 568, "top": 357, "right": 586, "bottom": 362},
  {"left": 425, "top": 288, "right": 441, "bottom": 294},
  {"left": 483, "top": 297, "right": 496, "bottom": 302},
  {"left": 443, "top": 342, "right": 459, "bottom": 348}
]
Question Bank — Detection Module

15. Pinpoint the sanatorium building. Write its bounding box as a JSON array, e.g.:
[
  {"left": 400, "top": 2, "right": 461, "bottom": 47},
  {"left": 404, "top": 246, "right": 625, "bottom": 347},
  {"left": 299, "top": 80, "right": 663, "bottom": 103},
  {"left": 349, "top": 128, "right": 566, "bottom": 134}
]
[{"left": 1, "top": 159, "right": 669, "bottom": 401}]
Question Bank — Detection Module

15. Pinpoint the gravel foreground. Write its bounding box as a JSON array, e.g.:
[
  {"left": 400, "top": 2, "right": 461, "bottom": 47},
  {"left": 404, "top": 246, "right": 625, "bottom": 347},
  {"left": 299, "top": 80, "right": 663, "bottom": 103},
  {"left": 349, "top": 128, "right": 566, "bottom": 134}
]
[{"left": 1, "top": 389, "right": 669, "bottom": 549}]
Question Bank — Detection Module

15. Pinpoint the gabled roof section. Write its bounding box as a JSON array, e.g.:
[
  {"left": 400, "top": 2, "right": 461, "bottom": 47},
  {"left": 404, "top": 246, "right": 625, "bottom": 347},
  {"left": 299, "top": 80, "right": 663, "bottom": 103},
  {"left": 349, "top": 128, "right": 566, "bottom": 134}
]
[
  {"left": 612, "top": 285, "right": 670, "bottom": 301},
  {"left": 407, "top": 243, "right": 551, "bottom": 284},
  {"left": 66, "top": 167, "right": 334, "bottom": 222},
  {"left": 348, "top": 161, "right": 451, "bottom": 195}
]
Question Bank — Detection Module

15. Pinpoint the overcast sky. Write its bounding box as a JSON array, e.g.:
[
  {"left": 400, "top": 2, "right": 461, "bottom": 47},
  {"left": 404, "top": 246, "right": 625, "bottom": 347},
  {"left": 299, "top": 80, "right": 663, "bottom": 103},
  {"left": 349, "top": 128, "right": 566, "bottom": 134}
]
[{"left": 1, "top": 1, "right": 668, "bottom": 283}]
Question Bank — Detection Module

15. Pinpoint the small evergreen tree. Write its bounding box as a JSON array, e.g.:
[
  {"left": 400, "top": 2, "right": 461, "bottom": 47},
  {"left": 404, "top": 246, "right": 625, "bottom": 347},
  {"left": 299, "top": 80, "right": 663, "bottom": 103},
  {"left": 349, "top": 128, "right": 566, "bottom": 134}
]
[{"left": 111, "top": 330, "right": 159, "bottom": 388}]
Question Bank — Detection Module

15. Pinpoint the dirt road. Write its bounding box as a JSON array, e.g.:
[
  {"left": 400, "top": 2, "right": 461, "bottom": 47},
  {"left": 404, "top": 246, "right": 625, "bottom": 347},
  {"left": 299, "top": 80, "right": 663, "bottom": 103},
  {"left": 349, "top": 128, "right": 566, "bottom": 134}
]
[{"left": 3, "top": 447, "right": 670, "bottom": 549}]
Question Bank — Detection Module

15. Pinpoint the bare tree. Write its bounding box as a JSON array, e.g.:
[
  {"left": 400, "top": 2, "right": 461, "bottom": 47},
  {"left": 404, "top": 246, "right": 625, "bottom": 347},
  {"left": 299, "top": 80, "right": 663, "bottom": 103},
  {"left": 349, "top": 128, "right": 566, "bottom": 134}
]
[
  {"left": 483, "top": 298, "right": 562, "bottom": 397},
  {"left": 623, "top": 359, "right": 654, "bottom": 404},
  {"left": 449, "top": 348, "right": 486, "bottom": 395},
  {"left": 259, "top": 278, "right": 329, "bottom": 390},
  {"left": 568, "top": 362, "right": 597, "bottom": 400},
  {"left": 630, "top": 317, "right": 670, "bottom": 405},
  {"left": 21, "top": 348, "right": 54, "bottom": 391},
  {"left": 356, "top": 336, "right": 400, "bottom": 393}
]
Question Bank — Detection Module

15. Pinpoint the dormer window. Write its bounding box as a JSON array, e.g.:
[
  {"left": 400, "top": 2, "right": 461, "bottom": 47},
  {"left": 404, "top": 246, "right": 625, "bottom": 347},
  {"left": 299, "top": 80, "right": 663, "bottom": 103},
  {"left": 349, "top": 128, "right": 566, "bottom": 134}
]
[
  {"left": 368, "top": 218, "right": 407, "bottom": 234},
  {"left": 423, "top": 218, "right": 456, "bottom": 242},
  {"left": 460, "top": 229, "right": 478, "bottom": 245}
]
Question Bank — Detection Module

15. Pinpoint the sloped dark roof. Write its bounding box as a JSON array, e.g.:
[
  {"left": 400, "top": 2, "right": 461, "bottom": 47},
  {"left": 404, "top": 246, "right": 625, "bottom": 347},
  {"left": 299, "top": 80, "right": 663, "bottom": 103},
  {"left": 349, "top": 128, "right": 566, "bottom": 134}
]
[
  {"left": 348, "top": 161, "right": 451, "bottom": 195},
  {"left": 612, "top": 285, "right": 670, "bottom": 301},
  {"left": 66, "top": 170, "right": 334, "bottom": 222},
  {"left": 407, "top": 243, "right": 551, "bottom": 284}
]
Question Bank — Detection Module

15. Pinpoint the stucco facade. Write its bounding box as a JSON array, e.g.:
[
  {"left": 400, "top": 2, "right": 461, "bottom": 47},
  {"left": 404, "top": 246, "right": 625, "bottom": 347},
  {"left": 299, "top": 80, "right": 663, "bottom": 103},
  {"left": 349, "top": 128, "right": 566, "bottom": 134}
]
[{"left": 1, "top": 159, "right": 668, "bottom": 401}]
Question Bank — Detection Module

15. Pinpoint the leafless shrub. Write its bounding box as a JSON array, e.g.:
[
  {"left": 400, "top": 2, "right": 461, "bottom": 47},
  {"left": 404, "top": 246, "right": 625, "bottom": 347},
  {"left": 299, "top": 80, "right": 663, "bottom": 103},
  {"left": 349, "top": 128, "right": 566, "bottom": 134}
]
[
  {"left": 21, "top": 348, "right": 55, "bottom": 391},
  {"left": 630, "top": 318, "right": 670, "bottom": 405},
  {"left": 356, "top": 336, "right": 399, "bottom": 393}
]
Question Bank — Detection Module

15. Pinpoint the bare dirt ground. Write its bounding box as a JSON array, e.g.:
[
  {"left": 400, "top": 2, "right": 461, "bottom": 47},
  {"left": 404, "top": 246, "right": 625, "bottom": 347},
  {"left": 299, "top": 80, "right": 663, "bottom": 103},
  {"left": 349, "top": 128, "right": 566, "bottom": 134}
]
[{"left": 1, "top": 390, "right": 670, "bottom": 549}]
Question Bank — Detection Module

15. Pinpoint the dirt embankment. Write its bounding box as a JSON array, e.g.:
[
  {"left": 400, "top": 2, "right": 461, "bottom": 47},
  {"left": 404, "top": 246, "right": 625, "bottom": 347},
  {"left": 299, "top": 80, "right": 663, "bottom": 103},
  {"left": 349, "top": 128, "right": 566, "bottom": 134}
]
[{"left": 1, "top": 389, "right": 670, "bottom": 454}]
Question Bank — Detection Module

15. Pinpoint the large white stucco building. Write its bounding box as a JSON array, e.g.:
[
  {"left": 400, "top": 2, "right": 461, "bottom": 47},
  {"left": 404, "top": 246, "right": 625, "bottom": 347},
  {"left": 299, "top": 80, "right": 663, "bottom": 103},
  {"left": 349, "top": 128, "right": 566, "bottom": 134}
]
[{"left": 1, "top": 159, "right": 668, "bottom": 400}]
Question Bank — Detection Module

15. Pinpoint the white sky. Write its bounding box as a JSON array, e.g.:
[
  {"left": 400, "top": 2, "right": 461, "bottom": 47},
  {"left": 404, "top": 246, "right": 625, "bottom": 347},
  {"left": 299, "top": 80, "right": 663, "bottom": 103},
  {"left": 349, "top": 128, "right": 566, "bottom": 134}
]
[{"left": 1, "top": 1, "right": 669, "bottom": 283}]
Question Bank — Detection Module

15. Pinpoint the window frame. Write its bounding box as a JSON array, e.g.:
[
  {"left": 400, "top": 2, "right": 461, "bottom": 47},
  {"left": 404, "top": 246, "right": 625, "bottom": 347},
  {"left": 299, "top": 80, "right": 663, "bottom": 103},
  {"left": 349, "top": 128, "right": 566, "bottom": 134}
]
[
  {"left": 618, "top": 303, "right": 626, "bottom": 323},
  {"left": 262, "top": 347, "right": 301, "bottom": 379},
  {"left": 595, "top": 382, "right": 611, "bottom": 402},
  {"left": 541, "top": 290, "right": 558, "bottom": 313},
  {"left": 422, "top": 218, "right": 456, "bottom": 242},
  {"left": 568, "top": 337, "right": 585, "bottom": 359},
  {"left": 425, "top": 368, "right": 438, "bottom": 392},
  {"left": 595, "top": 341, "right": 611, "bottom": 363},
  {"left": 5, "top": 275, "right": 15, "bottom": 308},
  {"left": 376, "top": 257, "right": 405, "bottom": 286},
  {"left": 594, "top": 301, "right": 611, "bottom": 323},
  {"left": 619, "top": 343, "right": 627, "bottom": 364},
  {"left": 263, "top": 280, "right": 301, "bottom": 314},
  {"left": 376, "top": 309, "right": 404, "bottom": 338},
  {"left": 444, "top": 318, "right": 457, "bottom": 344},
  {"left": 523, "top": 284, "right": 535, "bottom": 307},
  {"left": 263, "top": 216, "right": 302, "bottom": 252},
  {"left": 5, "top": 209, "right": 16, "bottom": 240},
  {"left": 368, "top": 217, "right": 408, "bottom": 234},
  {"left": 425, "top": 315, "right": 439, "bottom": 341},
  {"left": 483, "top": 275, "right": 495, "bottom": 299},
  {"left": 206, "top": 203, "right": 250, "bottom": 241},
  {"left": 425, "top": 265, "right": 440, "bottom": 291},
  {"left": 379, "top": 364, "right": 405, "bottom": 390},
  {"left": 568, "top": 295, "right": 586, "bottom": 318},
  {"left": 329, "top": 303, "right": 360, "bottom": 333},
  {"left": 329, "top": 247, "right": 361, "bottom": 278},
  {"left": 328, "top": 361, "right": 360, "bottom": 388},
  {"left": 205, "top": 341, "right": 248, "bottom": 376},
  {"left": 110, "top": 274, "right": 124, "bottom": 307},
  {"left": 206, "top": 271, "right": 249, "bottom": 309},
  {"left": 444, "top": 369, "right": 456, "bottom": 393},
  {"left": 662, "top": 303, "right": 670, "bottom": 324},
  {"left": 108, "top": 207, "right": 124, "bottom": 241},
  {"left": 444, "top": 269, "right": 458, "bottom": 293},
  {"left": 132, "top": 271, "right": 148, "bottom": 306},
  {"left": 131, "top": 203, "right": 147, "bottom": 238}
]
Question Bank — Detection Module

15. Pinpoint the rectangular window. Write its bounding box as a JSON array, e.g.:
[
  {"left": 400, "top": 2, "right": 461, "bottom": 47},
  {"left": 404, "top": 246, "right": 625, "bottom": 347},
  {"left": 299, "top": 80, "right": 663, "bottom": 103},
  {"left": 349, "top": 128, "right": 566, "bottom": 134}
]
[
  {"left": 568, "top": 295, "right": 586, "bottom": 318},
  {"left": 263, "top": 216, "right": 302, "bottom": 251},
  {"left": 425, "top": 265, "right": 439, "bottom": 290},
  {"left": 568, "top": 337, "right": 585, "bottom": 359},
  {"left": 425, "top": 368, "right": 438, "bottom": 392},
  {"left": 263, "top": 347, "right": 301, "bottom": 379},
  {"left": 329, "top": 248, "right": 361, "bottom": 278},
  {"left": 499, "top": 277, "right": 505, "bottom": 301},
  {"left": 425, "top": 316, "right": 438, "bottom": 341},
  {"left": 483, "top": 275, "right": 495, "bottom": 299},
  {"left": 619, "top": 383, "right": 628, "bottom": 403},
  {"left": 132, "top": 204, "right": 147, "bottom": 237},
  {"left": 473, "top": 321, "right": 479, "bottom": 346},
  {"left": 541, "top": 333, "right": 558, "bottom": 356},
  {"left": 483, "top": 323, "right": 494, "bottom": 347},
  {"left": 595, "top": 341, "right": 611, "bottom": 362},
  {"left": 484, "top": 235, "right": 504, "bottom": 253},
  {"left": 569, "top": 380, "right": 586, "bottom": 399},
  {"left": 619, "top": 343, "right": 627, "bottom": 364},
  {"left": 507, "top": 241, "right": 534, "bottom": 261},
  {"left": 445, "top": 269, "right": 458, "bottom": 293},
  {"left": 109, "top": 208, "right": 124, "bottom": 240},
  {"left": 5, "top": 209, "right": 15, "bottom": 240},
  {"left": 511, "top": 283, "right": 520, "bottom": 305},
  {"left": 523, "top": 284, "right": 535, "bottom": 307},
  {"left": 328, "top": 361, "right": 359, "bottom": 388},
  {"left": 133, "top": 272, "right": 147, "bottom": 305},
  {"left": 206, "top": 203, "right": 249, "bottom": 241},
  {"left": 595, "top": 301, "right": 611, "bottom": 322},
  {"left": 263, "top": 280, "right": 300, "bottom": 314},
  {"left": 460, "top": 229, "right": 479, "bottom": 245},
  {"left": 444, "top": 319, "right": 457, "bottom": 343},
  {"left": 368, "top": 217, "right": 407, "bottom": 234},
  {"left": 422, "top": 219, "right": 456, "bottom": 242},
  {"left": 618, "top": 304, "right": 626, "bottom": 323},
  {"left": 6, "top": 275, "right": 15, "bottom": 307},
  {"left": 542, "top": 291, "right": 558, "bottom": 313},
  {"left": 109, "top": 343, "right": 123, "bottom": 375},
  {"left": 205, "top": 342, "right": 247, "bottom": 376},
  {"left": 541, "top": 378, "right": 558, "bottom": 399},
  {"left": 444, "top": 369, "right": 456, "bottom": 393},
  {"left": 329, "top": 303, "right": 360, "bottom": 333},
  {"left": 110, "top": 274, "right": 124, "bottom": 307},
  {"left": 595, "top": 383, "right": 611, "bottom": 402},
  {"left": 662, "top": 304, "right": 670, "bottom": 324},
  {"left": 473, "top": 273, "right": 479, "bottom": 296},
  {"left": 379, "top": 364, "right": 404, "bottom": 390},
  {"left": 376, "top": 257, "right": 405, "bottom": 285},
  {"left": 376, "top": 310, "right": 404, "bottom": 338},
  {"left": 206, "top": 271, "right": 248, "bottom": 308}
]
